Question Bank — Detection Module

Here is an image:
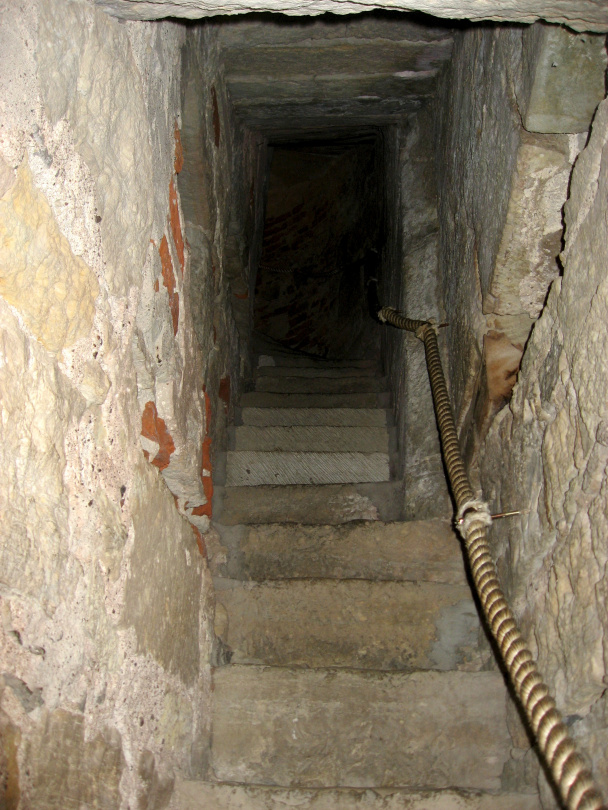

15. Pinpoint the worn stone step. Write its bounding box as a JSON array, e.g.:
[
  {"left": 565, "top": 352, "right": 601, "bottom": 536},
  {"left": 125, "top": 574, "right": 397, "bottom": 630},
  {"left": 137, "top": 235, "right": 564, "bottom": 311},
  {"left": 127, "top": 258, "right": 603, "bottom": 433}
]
[
  {"left": 216, "top": 519, "right": 465, "bottom": 584},
  {"left": 240, "top": 407, "right": 390, "bottom": 427},
  {"left": 226, "top": 451, "right": 390, "bottom": 486},
  {"left": 214, "top": 578, "right": 482, "bottom": 671},
  {"left": 232, "top": 425, "right": 389, "bottom": 453},
  {"left": 256, "top": 365, "right": 379, "bottom": 379},
  {"left": 258, "top": 355, "right": 378, "bottom": 370},
  {"left": 240, "top": 392, "right": 387, "bottom": 409},
  {"left": 254, "top": 375, "right": 387, "bottom": 394},
  {"left": 210, "top": 666, "right": 511, "bottom": 790},
  {"left": 176, "top": 783, "right": 541, "bottom": 810},
  {"left": 216, "top": 481, "right": 403, "bottom": 524}
]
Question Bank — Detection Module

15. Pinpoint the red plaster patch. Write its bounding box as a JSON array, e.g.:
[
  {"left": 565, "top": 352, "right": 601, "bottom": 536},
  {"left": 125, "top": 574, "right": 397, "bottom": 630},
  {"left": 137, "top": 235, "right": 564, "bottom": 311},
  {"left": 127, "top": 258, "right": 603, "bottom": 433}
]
[
  {"left": 192, "top": 525, "right": 207, "bottom": 558},
  {"left": 202, "top": 435, "right": 212, "bottom": 472},
  {"left": 174, "top": 122, "right": 184, "bottom": 174},
  {"left": 219, "top": 375, "right": 230, "bottom": 414},
  {"left": 159, "top": 235, "right": 179, "bottom": 336},
  {"left": 169, "top": 179, "right": 185, "bottom": 274},
  {"left": 141, "top": 401, "right": 175, "bottom": 471},
  {"left": 234, "top": 291, "right": 248, "bottom": 300}
]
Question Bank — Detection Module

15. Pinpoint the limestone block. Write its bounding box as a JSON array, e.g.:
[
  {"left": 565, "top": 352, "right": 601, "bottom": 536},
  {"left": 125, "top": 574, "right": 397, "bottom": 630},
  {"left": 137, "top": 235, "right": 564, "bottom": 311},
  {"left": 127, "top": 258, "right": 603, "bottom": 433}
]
[
  {"left": 224, "top": 519, "right": 466, "bottom": 583},
  {"left": 240, "top": 406, "right": 388, "bottom": 426},
  {"left": 0, "top": 300, "right": 83, "bottom": 610},
  {"left": 37, "top": 0, "right": 155, "bottom": 297},
  {"left": 218, "top": 481, "right": 403, "bottom": 524},
  {"left": 0, "top": 160, "right": 98, "bottom": 353},
  {"left": 214, "top": 578, "right": 481, "bottom": 670},
  {"left": 524, "top": 26, "right": 607, "bottom": 134},
  {"left": 233, "top": 425, "right": 389, "bottom": 453},
  {"left": 176, "top": 783, "right": 543, "bottom": 810},
  {"left": 256, "top": 365, "right": 377, "bottom": 378},
  {"left": 0, "top": 154, "right": 15, "bottom": 198},
  {"left": 24, "top": 709, "right": 124, "bottom": 810},
  {"left": 486, "top": 133, "right": 578, "bottom": 330},
  {"left": 95, "top": 0, "right": 608, "bottom": 33},
  {"left": 254, "top": 375, "right": 386, "bottom": 394},
  {"left": 480, "top": 98, "right": 608, "bottom": 794},
  {"left": 122, "top": 467, "right": 204, "bottom": 686},
  {"left": 240, "top": 392, "right": 381, "bottom": 408},
  {"left": 210, "top": 666, "right": 511, "bottom": 790},
  {"left": 225, "top": 450, "right": 390, "bottom": 486}
]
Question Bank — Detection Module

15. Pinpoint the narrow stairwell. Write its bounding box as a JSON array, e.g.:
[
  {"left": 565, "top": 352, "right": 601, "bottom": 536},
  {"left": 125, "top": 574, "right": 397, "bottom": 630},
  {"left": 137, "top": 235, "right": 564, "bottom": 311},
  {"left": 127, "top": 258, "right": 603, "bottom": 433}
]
[{"left": 177, "top": 351, "right": 541, "bottom": 810}]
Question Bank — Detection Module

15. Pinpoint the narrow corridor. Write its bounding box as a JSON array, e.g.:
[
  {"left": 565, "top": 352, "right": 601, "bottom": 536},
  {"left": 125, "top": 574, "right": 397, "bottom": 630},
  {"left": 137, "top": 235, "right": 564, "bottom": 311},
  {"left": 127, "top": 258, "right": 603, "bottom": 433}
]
[{"left": 1, "top": 3, "right": 608, "bottom": 809}]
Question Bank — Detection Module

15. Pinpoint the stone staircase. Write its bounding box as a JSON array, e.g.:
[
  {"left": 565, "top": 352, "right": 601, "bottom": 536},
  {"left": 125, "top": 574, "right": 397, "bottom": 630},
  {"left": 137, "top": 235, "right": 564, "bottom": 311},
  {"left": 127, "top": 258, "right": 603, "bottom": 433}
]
[{"left": 175, "top": 353, "right": 541, "bottom": 809}]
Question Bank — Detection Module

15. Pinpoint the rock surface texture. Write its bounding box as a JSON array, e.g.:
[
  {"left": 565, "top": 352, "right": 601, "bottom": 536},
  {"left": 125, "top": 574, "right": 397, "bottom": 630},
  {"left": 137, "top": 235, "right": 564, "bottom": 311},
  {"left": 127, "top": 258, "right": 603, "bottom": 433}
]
[
  {"left": 2, "top": 1, "right": 608, "bottom": 807},
  {"left": 96, "top": 0, "right": 608, "bottom": 33},
  {"left": 0, "top": 3, "right": 261, "bottom": 806},
  {"left": 175, "top": 351, "right": 543, "bottom": 808}
]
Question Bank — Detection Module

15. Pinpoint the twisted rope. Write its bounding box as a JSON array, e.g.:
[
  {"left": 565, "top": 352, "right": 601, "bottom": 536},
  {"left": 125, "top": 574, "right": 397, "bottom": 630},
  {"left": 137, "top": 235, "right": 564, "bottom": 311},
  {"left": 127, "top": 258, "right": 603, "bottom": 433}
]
[{"left": 378, "top": 304, "right": 605, "bottom": 810}]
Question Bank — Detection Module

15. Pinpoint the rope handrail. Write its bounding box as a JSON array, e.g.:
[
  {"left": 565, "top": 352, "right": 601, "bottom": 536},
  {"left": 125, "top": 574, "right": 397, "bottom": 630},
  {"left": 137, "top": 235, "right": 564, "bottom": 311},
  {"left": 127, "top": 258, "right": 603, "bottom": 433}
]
[{"left": 377, "top": 302, "right": 605, "bottom": 810}]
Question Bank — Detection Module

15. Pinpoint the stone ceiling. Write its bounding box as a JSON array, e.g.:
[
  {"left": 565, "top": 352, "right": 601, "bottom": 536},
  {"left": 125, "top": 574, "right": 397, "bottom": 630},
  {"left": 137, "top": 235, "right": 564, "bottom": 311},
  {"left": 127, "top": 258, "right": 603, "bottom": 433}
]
[
  {"left": 217, "top": 15, "right": 453, "bottom": 135},
  {"left": 96, "top": 0, "right": 608, "bottom": 32}
]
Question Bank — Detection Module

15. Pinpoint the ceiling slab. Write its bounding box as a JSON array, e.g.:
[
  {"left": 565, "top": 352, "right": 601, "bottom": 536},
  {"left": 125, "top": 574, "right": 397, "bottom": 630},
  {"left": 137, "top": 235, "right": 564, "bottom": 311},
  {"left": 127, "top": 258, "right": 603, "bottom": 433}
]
[
  {"left": 218, "top": 14, "right": 452, "bottom": 130},
  {"left": 95, "top": 0, "right": 608, "bottom": 33}
]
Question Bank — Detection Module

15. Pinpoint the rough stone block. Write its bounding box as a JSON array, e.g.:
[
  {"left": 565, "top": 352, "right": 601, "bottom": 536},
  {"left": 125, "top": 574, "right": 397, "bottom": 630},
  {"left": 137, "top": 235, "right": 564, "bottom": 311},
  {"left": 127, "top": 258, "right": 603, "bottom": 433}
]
[
  {"left": 122, "top": 467, "right": 204, "bottom": 685},
  {"left": 176, "top": 783, "right": 543, "bottom": 810},
  {"left": 254, "top": 375, "right": 386, "bottom": 394},
  {"left": 232, "top": 425, "right": 389, "bottom": 453},
  {"left": 240, "top": 392, "right": 382, "bottom": 408},
  {"left": 240, "top": 407, "right": 389, "bottom": 427},
  {"left": 217, "top": 481, "right": 403, "bottom": 525},
  {"left": 524, "top": 26, "right": 607, "bottom": 134},
  {"left": 214, "top": 578, "right": 482, "bottom": 671},
  {"left": 210, "top": 666, "right": 511, "bottom": 790},
  {"left": 221, "top": 519, "right": 466, "bottom": 583},
  {"left": 225, "top": 450, "right": 390, "bottom": 486},
  {"left": 25, "top": 709, "right": 124, "bottom": 810}
]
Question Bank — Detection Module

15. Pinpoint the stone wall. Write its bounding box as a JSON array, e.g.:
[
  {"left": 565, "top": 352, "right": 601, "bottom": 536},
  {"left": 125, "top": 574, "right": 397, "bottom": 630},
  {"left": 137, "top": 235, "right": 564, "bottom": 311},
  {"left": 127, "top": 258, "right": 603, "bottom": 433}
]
[
  {"left": 432, "top": 19, "right": 608, "bottom": 802},
  {"left": 381, "top": 109, "right": 451, "bottom": 519},
  {"left": 481, "top": 96, "right": 608, "bottom": 803},
  {"left": 180, "top": 24, "right": 267, "bottom": 409},
  {"left": 0, "top": 2, "right": 249, "bottom": 806},
  {"left": 434, "top": 23, "right": 604, "bottom": 472}
]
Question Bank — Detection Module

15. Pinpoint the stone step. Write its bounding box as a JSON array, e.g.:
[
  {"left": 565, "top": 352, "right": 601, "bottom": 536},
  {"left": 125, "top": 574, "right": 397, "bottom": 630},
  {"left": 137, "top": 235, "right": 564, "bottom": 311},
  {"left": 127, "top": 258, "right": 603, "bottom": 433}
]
[
  {"left": 225, "top": 451, "right": 390, "bottom": 486},
  {"left": 216, "top": 519, "right": 465, "bottom": 584},
  {"left": 232, "top": 425, "right": 389, "bottom": 453},
  {"left": 216, "top": 481, "right": 404, "bottom": 525},
  {"left": 254, "top": 375, "right": 387, "bottom": 394},
  {"left": 240, "top": 407, "right": 390, "bottom": 427},
  {"left": 258, "top": 355, "right": 377, "bottom": 370},
  {"left": 210, "top": 666, "right": 511, "bottom": 791},
  {"left": 214, "top": 578, "right": 482, "bottom": 671},
  {"left": 176, "top": 783, "right": 541, "bottom": 810},
  {"left": 240, "top": 392, "right": 387, "bottom": 409},
  {"left": 256, "top": 365, "right": 379, "bottom": 379}
]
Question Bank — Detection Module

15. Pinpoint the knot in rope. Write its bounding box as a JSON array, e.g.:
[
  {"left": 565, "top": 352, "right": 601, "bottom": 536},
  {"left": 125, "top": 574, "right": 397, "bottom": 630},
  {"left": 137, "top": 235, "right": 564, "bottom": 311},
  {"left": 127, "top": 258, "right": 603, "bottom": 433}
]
[
  {"left": 414, "top": 319, "right": 440, "bottom": 341},
  {"left": 455, "top": 498, "right": 493, "bottom": 540},
  {"left": 377, "top": 306, "right": 396, "bottom": 324}
]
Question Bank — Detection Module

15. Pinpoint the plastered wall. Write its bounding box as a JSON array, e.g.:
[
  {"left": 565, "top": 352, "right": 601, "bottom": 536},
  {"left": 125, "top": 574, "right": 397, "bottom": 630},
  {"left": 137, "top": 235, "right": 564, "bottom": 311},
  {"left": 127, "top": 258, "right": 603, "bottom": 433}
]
[{"left": 0, "top": 2, "right": 255, "bottom": 806}]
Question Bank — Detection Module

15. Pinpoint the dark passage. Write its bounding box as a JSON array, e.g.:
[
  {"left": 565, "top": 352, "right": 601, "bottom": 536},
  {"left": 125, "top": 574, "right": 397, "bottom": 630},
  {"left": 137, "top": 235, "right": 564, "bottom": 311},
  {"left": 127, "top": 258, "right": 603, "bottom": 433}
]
[{"left": 254, "top": 135, "right": 384, "bottom": 360}]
